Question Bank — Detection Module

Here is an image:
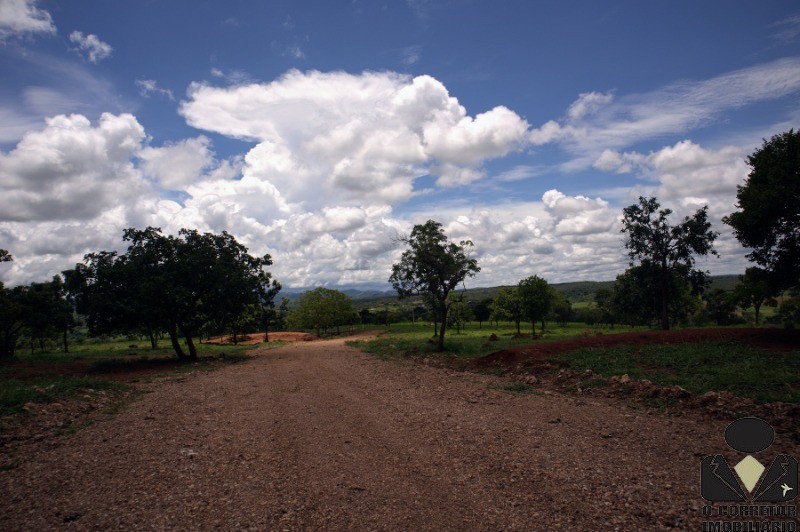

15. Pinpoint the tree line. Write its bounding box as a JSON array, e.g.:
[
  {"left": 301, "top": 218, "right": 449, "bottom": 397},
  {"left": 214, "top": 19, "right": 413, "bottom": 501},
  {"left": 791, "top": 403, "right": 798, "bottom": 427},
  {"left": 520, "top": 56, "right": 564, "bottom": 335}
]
[
  {"left": 0, "top": 129, "right": 797, "bottom": 357},
  {"left": 388, "top": 130, "right": 799, "bottom": 350}
]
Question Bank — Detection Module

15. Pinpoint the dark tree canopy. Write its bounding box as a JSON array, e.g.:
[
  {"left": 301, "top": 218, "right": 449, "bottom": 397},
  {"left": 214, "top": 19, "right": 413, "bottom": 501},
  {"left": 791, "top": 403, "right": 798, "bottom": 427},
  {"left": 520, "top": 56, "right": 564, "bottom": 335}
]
[
  {"left": 0, "top": 276, "right": 73, "bottom": 358},
  {"left": 389, "top": 220, "right": 480, "bottom": 351},
  {"left": 518, "top": 275, "right": 552, "bottom": 335},
  {"left": 732, "top": 267, "right": 776, "bottom": 325},
  {"left": 64, "top": 227, "right": 278, "bottom": 360},
  {"left": 491, "top": 286, "right": 523, "bottom": 334},
  {"left": 621, "top": 197, "right": 717, "bottom": 329},
  {"left": 286, "top": 287, "right": 356, "bottom": 337},
  {"left": 472, "top": 298, "right": 493, "bottom": 329},
  {"left": 723, "top": 129, "right": 800, "bottom": 290}
]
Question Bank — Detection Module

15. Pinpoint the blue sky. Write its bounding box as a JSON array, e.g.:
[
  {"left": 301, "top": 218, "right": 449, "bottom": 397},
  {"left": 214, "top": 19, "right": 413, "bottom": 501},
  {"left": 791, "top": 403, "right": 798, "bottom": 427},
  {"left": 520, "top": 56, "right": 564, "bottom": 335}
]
[{"left": 1, "top": 0, "right": 799, "bottom": 289}]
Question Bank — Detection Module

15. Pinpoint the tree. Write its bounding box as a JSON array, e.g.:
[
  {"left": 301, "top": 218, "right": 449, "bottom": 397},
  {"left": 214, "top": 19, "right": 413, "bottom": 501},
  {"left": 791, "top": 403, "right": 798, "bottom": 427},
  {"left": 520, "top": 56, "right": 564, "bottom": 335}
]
[
  {"left": 776, "top": 296, "right": 800, "bottom": 327},
  {"left": 594, "top": 288, "right": 618, "bottom": 328},
  {"left": 724, "top": 130, "right": 800, "bottom": 291},
  {"left": 611, "top": 266, "right": 656, "bottom": 327},
  {"left": 472, "top": 298, "right": 493, "bottom": 329},
  {"left": 703, "top": 289, "right": 739, "bottom": 326},
  {"left": 549, "top": 289, "right": 573, "bottom": 327},
  {"left": 732, "top": 267, "right": 776, "bottom": 325},
  {"left": 447, "top": 295, "right": 473, "bottom": 334},
  {"left": 518, "top": 275, "right": 552, "bottom": 336},
  {"left": 621, "top": 196, "right": 718, "bottom": 329},
  {"left": 64, "top": 227, "right": 276, "bottom": 360},
  {"left": 286, "top": 287, "right": 356, "bottom": 337},
  {"left": 389, "top": 220, "right": 480, "bottom": 351},
  {"left": 491, "top": 287, "right": 523, "bottom": 334},
  {"left": 0, "top": 251, "right": 17, "bottom": 357},
  {"left": 257, "top": 278, "right": 282, "bottom": 342},
  {"left": 23, "top": 276, "right": 74, "bottom": 354},
  {"left": 0, "top": 285, "right": 26, "bottom": 358}
]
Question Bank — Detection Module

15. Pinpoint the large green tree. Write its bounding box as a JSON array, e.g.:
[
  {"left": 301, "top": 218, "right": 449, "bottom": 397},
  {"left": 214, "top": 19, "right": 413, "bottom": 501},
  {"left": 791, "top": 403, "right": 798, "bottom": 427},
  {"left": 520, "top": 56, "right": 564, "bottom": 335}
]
[
  {"left": 472, "top": 298, "right": 493, "bottom": 329},
  {"left": 723, "top": 130, "right": 800, "bottom": 291},
  {"left": 389, "top": 220, "right": 480, "bottom": 351},
  {"left": 732, "top": 267, "right": 776, "bottom": 325},
  {"left": 286, "top": 287, "right": 356, "bottom": 337},
  {"left": 518, "top": 275, "right": 552, "bottom": 336},
  {"left": 621, "top": 197, "right": 717, "bottom": 329},
  {"left": 0, "top": 284, "right": 27, "bottom": 358},
  {"left": 22, "top": 276, "right": 75, "bottom": 354},
  {"left": 491, "top": 287, "right": 523, "bottom": 333},
  {"left": 65, "top": 227, "right": 277, "bottom": 360},
  {"left": 0, "top": 276, "right": 73, "bottom": 358}
]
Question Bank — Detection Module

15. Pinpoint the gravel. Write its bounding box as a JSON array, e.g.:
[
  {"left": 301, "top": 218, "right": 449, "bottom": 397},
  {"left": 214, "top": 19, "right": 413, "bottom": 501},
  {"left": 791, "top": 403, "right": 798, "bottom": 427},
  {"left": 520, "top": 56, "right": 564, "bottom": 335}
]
[{"left": 2, "top": 332, "right": 797, "bottom": 530}]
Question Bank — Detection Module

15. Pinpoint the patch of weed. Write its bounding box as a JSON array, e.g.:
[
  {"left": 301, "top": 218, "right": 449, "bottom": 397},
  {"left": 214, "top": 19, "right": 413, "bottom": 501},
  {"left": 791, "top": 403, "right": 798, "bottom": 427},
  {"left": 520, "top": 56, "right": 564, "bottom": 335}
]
[
  {"left": 0, "top": 377, "right": 129, "bottom": 416},
  {"left": 556, "top": 340, "right": 800, "bottom": 404},
  {"left": 489, "top": 382, "right": 536, "bottom": 393}
]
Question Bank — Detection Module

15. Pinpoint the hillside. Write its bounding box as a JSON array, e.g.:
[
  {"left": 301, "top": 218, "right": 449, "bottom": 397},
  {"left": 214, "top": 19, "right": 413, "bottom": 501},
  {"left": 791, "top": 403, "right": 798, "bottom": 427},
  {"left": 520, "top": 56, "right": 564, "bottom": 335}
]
[{"left": 346, "top": 274, "right": 743, "bottom": 310}]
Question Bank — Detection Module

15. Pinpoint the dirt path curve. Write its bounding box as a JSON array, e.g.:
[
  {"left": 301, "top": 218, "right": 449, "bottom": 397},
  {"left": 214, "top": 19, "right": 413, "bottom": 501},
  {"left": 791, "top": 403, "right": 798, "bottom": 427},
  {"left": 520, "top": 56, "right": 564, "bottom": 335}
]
[{"left": 1, "top": 333, "right": 793, "bottom": 529}]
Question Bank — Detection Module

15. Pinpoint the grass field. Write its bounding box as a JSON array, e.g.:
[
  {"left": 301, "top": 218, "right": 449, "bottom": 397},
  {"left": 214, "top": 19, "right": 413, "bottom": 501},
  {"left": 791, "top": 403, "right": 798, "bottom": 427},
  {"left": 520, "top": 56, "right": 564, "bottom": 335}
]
[
  {"left": 556, "top": 341, "right": 800, "bottom": 404},
  {"left": 0, "top": 336, "right": 284, "bottom": 417},
  {"left": 347, "top": 321, "right": 642, "bottom": 359},
  {"left": 348, "top": 321, "right": 800, "bottom": 405}
]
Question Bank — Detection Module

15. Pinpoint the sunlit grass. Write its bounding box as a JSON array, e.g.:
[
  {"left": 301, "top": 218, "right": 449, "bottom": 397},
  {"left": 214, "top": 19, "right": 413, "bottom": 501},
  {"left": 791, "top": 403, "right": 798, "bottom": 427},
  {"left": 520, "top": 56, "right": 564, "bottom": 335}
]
[
  {"left": 556, "top": 341, "right": 800, "bottom": 404},
  {"left": 347, "top": 320, "right": 642, "bottom": 359},
  {"left": 0, "top": 377, "right": 130, "bottom": 416}
]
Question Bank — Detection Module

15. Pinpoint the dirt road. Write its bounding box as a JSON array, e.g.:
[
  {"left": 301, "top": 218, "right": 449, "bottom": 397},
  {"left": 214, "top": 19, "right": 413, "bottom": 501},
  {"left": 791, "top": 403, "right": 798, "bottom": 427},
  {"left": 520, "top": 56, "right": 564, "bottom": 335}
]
[{"left": 2, "top": 333, "right": 795, "bottom": 529}]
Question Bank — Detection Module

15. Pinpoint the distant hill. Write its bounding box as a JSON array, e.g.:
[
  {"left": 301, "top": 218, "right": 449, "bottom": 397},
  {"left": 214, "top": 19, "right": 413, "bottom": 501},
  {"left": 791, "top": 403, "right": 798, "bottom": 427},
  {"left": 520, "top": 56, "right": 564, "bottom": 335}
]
[
  {"left": 342, "top": 274, "right": 743, "bottom": 309},
  {"left": 708, "top": 274, "right": 740, "bottom": 292}
]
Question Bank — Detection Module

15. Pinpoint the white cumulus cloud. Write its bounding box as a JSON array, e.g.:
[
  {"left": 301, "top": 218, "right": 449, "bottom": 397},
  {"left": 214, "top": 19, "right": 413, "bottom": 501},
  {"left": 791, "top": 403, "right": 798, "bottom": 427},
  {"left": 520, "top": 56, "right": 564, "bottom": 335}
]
[
  {"left": 0, "top": 113, "right": 146, "bottom": 222},
  {"left": 179, "top": 70, "right": 530, "bottom": 205},
  {"left": 68, "top": 31, "right": 113, "bottom": 63},
  {"left": 0, "top": 0, "right": 55, "bottom": 40}
]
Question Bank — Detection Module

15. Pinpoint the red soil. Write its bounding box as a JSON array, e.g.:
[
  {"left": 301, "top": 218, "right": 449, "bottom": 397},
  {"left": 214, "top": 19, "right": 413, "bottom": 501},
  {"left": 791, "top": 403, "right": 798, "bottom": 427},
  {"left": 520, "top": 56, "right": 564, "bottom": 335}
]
[{"left": 469, "top": 327, "right": 800, "bottom": 370}]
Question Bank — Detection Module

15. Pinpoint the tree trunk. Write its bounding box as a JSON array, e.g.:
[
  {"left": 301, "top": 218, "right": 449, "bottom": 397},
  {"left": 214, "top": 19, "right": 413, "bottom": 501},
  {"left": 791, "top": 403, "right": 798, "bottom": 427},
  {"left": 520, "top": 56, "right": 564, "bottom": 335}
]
[
  {"left": 182, "top": 327, "right": 198, "bottom": 360},
  {"left": 63, "top": 329, "right": 69, "bottom": 353},
  {"left": 167, "top": 321, "right": 188, "bottom": 360},
  {"left": 660, "top": 269, "right": 670, "bottom": 330},
  {"left": 0, "top": 336, "right": 14, "bottom": 359},
  {"left": 147, "top": 325, "right": 157, "bottom": 350},
  {"left": 436, "top": 306, "right": 447, "bottom": 352},
  {"left": 264, "top": 322, "right": 270, "bottom": 343},
  {"left": 754, "top": 302, "right": 762, "bottom": 325}
]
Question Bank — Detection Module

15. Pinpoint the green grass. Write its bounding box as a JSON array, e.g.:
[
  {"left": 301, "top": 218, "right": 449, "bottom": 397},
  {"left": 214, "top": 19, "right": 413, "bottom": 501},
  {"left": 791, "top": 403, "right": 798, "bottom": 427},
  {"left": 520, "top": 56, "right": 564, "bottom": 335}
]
[
  {"left": 13, "top": 336, "right": 257, "bottom": 364},
  {"left": 349, "top": 322, "right": 799, "bottom": 405},
  {"left": 555, "top": 340, "right": 800, "bottom": 404},
  {"left": 347, "top": 321, "right": 643, "bottom": 360},
  {"left": 0, "top": 377, "right": 130, "bottom": 417},
  {"left": 1, "top": 338, "right": 285, "bottom": 419},
  {"left": 488, "top": 382, "right": 541, "bottom": 394}
]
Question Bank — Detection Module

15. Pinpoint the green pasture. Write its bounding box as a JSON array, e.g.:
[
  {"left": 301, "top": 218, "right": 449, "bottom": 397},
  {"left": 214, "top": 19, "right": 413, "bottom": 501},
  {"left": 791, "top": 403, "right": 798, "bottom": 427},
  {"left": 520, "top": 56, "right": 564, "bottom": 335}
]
[
  {"left": 347, "top": 320, "right": 639, "bottom": 360},
  {"left": 1, "top": 336, "right": 286, "bottom": 418},
  {"left": 349, "top": 321, "right": 799, "bottom": 404},
  {"left": 557, "top": 341, "right": 800, "bottom": 404},
  {"left": 13, "top": 335, "right": 257, "bottom": 364}
]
